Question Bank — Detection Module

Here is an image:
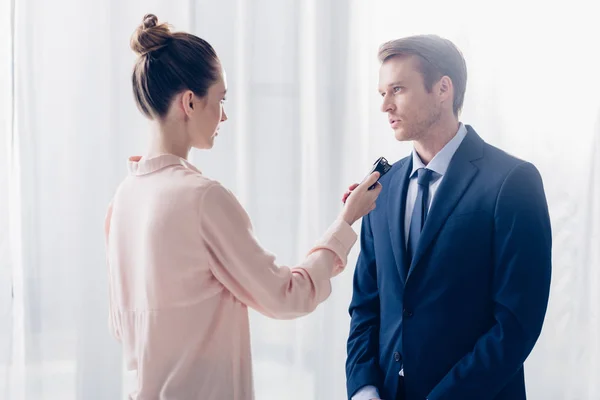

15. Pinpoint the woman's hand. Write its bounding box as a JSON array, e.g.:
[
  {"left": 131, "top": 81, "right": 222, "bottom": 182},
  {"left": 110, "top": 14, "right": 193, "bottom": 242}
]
[{"left": 339, "top": 172, "right": 382, "bottom": 225}]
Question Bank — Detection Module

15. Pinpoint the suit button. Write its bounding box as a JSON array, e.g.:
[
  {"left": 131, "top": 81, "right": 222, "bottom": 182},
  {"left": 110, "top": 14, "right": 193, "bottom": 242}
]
[
  {"left": 403, "top": 308, "right": 413, "bottom": 318},
  {"left": 393, "top": 352, "right": 401, "bottom": 362}
]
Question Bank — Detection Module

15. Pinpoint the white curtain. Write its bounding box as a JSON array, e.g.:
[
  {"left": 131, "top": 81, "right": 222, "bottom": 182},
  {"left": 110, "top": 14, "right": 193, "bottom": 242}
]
[{"left": 1, "top": 0, "right": 599, "bottom": 399}]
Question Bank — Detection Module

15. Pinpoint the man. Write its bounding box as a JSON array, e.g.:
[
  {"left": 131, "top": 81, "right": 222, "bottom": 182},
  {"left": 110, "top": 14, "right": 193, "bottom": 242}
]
[{"left": 345, "top": 35, "right": 552, "bottom": 400}]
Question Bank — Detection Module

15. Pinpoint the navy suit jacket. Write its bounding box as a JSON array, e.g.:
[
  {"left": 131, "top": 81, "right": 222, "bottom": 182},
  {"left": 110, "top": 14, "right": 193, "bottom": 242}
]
[{"left": 346, "top": 126, "right": 552, "bottom": 400}]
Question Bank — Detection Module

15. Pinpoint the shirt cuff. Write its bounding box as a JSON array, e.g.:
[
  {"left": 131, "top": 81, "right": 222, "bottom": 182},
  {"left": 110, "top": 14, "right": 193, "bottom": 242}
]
[
  {"left": 308, "top": 219, "right": 357, "bottom": 275},
  {"left": 352, "top": 385, "right": 380, "bottom": 400}
]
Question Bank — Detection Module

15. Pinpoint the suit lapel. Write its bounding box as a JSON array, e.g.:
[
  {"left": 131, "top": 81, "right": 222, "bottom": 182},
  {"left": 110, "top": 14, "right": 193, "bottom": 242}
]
[
  {"left": 387, "top": 157, "right": 413, "bottom": 285},
  {"left": 406, "top": 127, "right": 484, "bottom": 281}
]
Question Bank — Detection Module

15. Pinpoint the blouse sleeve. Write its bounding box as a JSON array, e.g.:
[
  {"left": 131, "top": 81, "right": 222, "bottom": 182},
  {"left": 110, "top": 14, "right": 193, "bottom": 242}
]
[{"left": 199, "top": 183, "right": 357, "bottom": 319}]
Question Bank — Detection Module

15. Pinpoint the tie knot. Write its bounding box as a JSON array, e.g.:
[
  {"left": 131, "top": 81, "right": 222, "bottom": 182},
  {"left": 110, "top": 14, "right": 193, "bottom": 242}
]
[{"left": 417, "top": 168, "right": 435, "bottom": 186}]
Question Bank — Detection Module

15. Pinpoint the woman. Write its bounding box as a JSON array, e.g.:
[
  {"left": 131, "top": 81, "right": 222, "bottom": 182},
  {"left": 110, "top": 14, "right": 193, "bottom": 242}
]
[{"left": 104, "top": 14, "right": 382, "bottom": 400}]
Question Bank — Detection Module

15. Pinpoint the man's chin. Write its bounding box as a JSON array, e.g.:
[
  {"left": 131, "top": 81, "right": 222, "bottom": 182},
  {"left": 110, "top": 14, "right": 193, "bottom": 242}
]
[{"left": 393, "top": 128, "right": 413, "bottom": 142}]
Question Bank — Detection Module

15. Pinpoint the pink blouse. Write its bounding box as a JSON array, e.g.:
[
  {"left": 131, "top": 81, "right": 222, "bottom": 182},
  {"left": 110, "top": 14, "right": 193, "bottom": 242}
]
[{"left": 104, "top": 154, "right": 357, "bottom": 399}]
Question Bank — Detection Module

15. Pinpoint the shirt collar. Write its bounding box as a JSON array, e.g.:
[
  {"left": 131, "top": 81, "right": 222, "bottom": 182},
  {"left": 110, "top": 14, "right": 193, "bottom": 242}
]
[
  {"left": 127, "top": 154, "right": 201, "bottom": 176},
  {"left": 410, "top": 123, "right": 468, "bottom": 179}
]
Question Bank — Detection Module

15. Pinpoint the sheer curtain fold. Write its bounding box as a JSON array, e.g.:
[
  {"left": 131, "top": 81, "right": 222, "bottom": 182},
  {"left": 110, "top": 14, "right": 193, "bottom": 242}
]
[
  {"left": 1, "top": 0, "right": 599, "bottom": 399},
  {"left": 1, "top": 0, "right": 15, "bottom": 398}
]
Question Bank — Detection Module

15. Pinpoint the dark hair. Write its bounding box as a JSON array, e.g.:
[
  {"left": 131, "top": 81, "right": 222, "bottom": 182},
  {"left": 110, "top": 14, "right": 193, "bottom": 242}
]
[
  {"left": 130, "top": 14, "right": 220, "bottom": 119},
  {"left": 378, "top": 34, "right": 467, "bottom": 116}
]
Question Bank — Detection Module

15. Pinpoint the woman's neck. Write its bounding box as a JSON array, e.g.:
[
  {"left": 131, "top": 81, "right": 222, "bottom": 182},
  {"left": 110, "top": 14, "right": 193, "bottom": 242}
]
[{"left": 147, "top": 121, "right": 191, "bottom": 159}]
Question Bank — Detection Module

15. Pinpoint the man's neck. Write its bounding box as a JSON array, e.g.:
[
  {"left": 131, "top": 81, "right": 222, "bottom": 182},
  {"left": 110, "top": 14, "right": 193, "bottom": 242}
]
[{"left": 413, "top": 120, "right": 460, "bottom": 165}]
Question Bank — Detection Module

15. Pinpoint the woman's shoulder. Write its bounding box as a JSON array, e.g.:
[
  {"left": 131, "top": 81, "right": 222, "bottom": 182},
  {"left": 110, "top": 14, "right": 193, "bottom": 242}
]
[
  {"left": 188, "top": 177, "right": 249, "bottom": 222},
  {"left": 172, "top": 171, "right": 237, "bottom": 208},
  {"left": 193, "top": 178, "right": 237, "bottom": 207}
]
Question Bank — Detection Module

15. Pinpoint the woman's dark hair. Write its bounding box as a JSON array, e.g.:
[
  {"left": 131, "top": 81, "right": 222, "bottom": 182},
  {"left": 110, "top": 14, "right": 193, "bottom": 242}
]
[{"left": 130, "top": 14, "right": 220, "bottom": 119}]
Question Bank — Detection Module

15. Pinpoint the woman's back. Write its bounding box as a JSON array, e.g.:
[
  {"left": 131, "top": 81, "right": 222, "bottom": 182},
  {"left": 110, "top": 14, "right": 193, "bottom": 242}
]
[{"left": 107, "top": 154, "right": 254, "bottom": 399}]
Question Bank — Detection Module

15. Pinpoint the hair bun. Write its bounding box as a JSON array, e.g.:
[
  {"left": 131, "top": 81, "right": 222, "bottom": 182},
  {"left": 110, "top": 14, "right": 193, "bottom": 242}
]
[
  {"left": 130, "top": 13, "right": 172, "bottom": 57},
  {"left": 142, "top": 14, "right": 158, "bottom": 29}
]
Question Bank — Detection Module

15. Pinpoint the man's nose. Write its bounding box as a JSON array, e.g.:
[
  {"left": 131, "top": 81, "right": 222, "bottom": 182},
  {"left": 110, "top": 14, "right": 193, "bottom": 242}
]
[{"left": 381, "top": 95, "right": 395, "bottom": 113}]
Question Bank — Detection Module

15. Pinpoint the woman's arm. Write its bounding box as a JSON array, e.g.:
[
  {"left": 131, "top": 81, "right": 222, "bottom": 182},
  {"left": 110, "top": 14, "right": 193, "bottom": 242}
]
[{"left": 199, "top": 183, "right": 357, "bottom": 319}]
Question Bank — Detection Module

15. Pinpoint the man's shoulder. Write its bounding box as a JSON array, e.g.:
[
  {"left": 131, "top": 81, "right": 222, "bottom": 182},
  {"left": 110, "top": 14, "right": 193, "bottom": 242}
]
[
  {"left": 475, "top": 134, "right": 534, "bottom": 180},
  {"left": 392, "top": 155, "right": 412, "bottom": 168},
  {"left": 474, "top": 136, "right": 545, "bottom": 198},
  {"left": 463, "top": 125, "right": 525, "bottom": 171},
  {"left": 482, "top": 141, "right": 525, "bottom": 168},
  {"left": 378, "top": 155, "right": 411, "bottom": 184}
]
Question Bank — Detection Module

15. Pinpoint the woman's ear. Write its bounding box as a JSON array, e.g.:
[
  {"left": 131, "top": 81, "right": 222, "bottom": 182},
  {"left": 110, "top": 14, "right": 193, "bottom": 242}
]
[{"left": 182, "top": 90, "right": 195, "bottom": 117}]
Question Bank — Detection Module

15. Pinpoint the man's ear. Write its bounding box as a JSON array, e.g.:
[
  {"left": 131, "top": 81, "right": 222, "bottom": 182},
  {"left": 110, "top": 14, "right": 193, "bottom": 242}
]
[{"left": 438, "top": 76, "right": 453, "bottom": 101}]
